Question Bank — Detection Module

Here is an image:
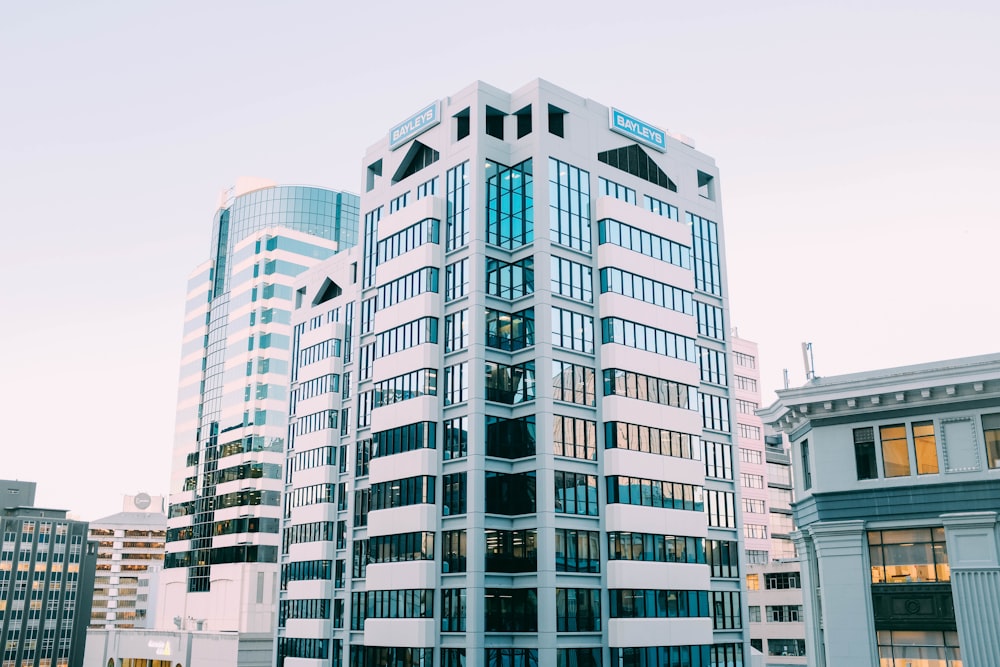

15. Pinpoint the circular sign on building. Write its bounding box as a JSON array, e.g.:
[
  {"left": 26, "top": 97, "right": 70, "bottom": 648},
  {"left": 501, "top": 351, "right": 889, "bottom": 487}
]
[{"left": 134, "top": 492, "right": 152, "bottom": 510}]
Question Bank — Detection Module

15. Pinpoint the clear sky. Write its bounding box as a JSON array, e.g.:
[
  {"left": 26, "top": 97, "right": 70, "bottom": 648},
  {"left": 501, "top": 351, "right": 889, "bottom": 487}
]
[{"left": 2, "top": 1, "right": 998, "bottom": 521}]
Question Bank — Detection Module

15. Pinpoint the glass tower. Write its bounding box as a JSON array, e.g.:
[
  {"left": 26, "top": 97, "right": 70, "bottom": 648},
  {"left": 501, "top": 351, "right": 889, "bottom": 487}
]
[{"left": 161, "top": 182, "right": 358, "bottom": 636}]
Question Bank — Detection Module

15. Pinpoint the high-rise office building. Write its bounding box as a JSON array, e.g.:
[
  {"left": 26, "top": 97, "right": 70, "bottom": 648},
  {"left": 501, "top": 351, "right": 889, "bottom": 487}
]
[
  {"left": 158, "top": 178, "right": 359, "bottom": 657},
  {"left": 277, "top": 80, "right": 747, "bottom": 667},
  {"left": 759, "top": 353, "right": 1000, "bottom": 667},
  {"left": 88, "top": 493, "right": 167, "bottom": 630},
  {"left": 0, "top": 480, "right": 98, "bottom": 667}
]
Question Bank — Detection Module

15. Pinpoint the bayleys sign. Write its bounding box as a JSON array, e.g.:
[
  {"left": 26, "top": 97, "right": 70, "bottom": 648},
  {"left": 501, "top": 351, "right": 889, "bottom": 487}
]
[
  {"left": 389, "top": 101, "right": 441, "bottom": 151},
  {"left": 609, "top": 107, "right": 666, "bottom": 152}
]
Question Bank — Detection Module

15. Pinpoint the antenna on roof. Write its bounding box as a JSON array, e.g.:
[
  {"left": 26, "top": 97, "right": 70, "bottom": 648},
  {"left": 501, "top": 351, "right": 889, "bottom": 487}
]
[
  {"left": 783, "top": 368, "right": 790, "bottom": 390},
  {"left": 802, "top": 342, "right": 816, "bottom": 381}
]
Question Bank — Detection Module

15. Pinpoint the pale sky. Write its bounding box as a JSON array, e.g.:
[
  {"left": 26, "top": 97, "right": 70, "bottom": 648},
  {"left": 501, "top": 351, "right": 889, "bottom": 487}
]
[{"left": 2, "top": 1, "right": 998, "bottom": 521}]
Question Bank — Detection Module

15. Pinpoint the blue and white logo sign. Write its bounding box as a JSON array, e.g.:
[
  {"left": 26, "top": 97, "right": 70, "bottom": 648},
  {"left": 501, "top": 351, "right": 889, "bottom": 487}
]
[
  {"left": 609, "top": 107, "right": 666, "bottom": 152},
  {"left": 389, "top": 101, "right": 441, "bottom": 151}
]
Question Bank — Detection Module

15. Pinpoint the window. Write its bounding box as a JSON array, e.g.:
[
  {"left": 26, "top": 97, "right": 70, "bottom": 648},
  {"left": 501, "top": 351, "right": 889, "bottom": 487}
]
[
  {"left": 554, "top": 471, "right": 599, "bottom": 516},
  {"left": 485, "top": 529, "right": 537, "bottom": 573},
  {"left": 485, "top": 105, "right": 505, "bottom": 139},
  {"left": 704, "top": 441, "right": 732, "bottom": 479},
  {"left": 598, "top": 176, "right": 636, "bottom": 204},
  {"left": 689, "top": 213, "right": 721, "bottom": 296},
  {"left": 441, "top": 588, "right": 466, "bottom": 632},
  {"left": 801, "top": 439, "right": 812, "bottom": 489},
  {"left": 442, "top": 473, "right": 467, "bottom": 516},
  {"left": 445, "top": 258, "right": 468, "bottom": 302},
  {"left": 705, "top": 490, "right": 736, "bottom": 528},
  {"left": 444, "top": 362, "right": 469, "bottom": 405},
  {"left": 515, "top": 105, "right": 531, "bottom": 138},
  {"left": 551, "top": 256, "right": 594, "bottom": 302},
  {"left": 484, "top": 588, "right": 537, "bottom": 632},
  {"left": 549, "top": 157, "right": 591, "bottom": 252},
  {"left": 551, "top": 306, "right": 594, "bottom": 353},
  {"left": 701, "top": 393, "right": 731, "bottom": 432},
  {"left": 877, "top": 630, "right": 959, "bottom": 666},
  {"left": 984, "top": 413, "right": 1000, "bottom": 468},
  {"left": 606, "top": 421, "right": 699, "bottom": 461},
  {"left": 556, "top": 588, "right": 601, "bottom": 632},
  {"left": 556, "top": 529, "right": 601, "bottom": 573},
  {"left": 711, "top": 591, "right": 742, "bottom": 629},
  {"left": 913, "top": 421, "right": 939, "bottom": 474},
  {"left": 697, "top": 170, "right": 716, "bottom": 200},
  {"left": 741, "top": 473, "right": 764, "bottom": 489},
  {"left": 548, "top": 104, "right": 566, "bottom": 137},
  {"left": 485, "top": 307, "right": 534, "bottom": 350},
  {"left": 373, "top": 368, "right": 437, "bottom": 408},
  {"left": 485, "top": 472, "right": 536, "bottom": 515},
  {"left": 486, "top": 360, "right": 535, "bottom": 404},
  {"left": 736, "top": 399, "right": 758, "bottom": 415},
  {"left": 553, "top": 361, "right": 596, "bottom": 406},
  {"left": 486, "top": 158, "right": 533, "bottom": 249},
  {"left": 446, "top": 161, "right": 469, "bottom": 250},
  {"left": 554, "top": 415, "right": 597, "bottom": 460},
  {"left": 747, "top": 549, "right": 768, "bottom": 564},
  {"left": 375, "top": 317, "right": 438, "bottom": 358},
  {"left": 444, "top": 310, "right": 468, "bottom": 352},
  {"left": 369, "top": 475, "right": 435, "bottom": 511},
  {"left": 367, "top": 532, "right": 434, "bottom": 564},
  {"left": 749, "top": 605, "right": 761, "bottom": 623},
  {"left": 486, "top": 257, "right": 534, "bottom": 299},
  {"left": 601, "top": 317, "right": 697, "bottom": 362},
  {"left": 486, "top": 415, "right": 536, "bottom": 459},
  {"left": 770, "top": 514, "right": 794, "bottom": 535},
  {"left": 377, "top": 266, "right": 439, "bottom": 310},
  {"left": 601, "top": 267, "right": 693, "bottom": 315},
  {"left": 603, "top": 368, "right": 697, "bottom": 410},
  {"left": 706, "top": 539, "right": 739, "bottom": 578},
  {"left": 376, "top": 217, "right": 438, "bottom": 265},
  {"left": 606, "top": 476, "right": 703, "bottom": 512},
  {"left": 416, "top": 176, "right": 438, "bottom": 199},
  {"left": 388, "top": 191, "right": 408, "bottom": 213},
  {"left": 734, "top": 374, "right": 757, "bottom": 392},
  {"left": 869, "top": 527, "right": 949, "bottom": 584},
  {"left": 608, "top": 589, "right": 710, "bottom": 619},
  {"left": 746, "top": 574, "right": 760, "bottom": 590},
  {"left": 454, "top": 107, "right": 470, "bottom": 141},
  {"left": 733, "top": 350, "right": 755, "bottom": 368},
  {"left": 608, "top": 531, "right": 706, "bottom": 565},
  {"left": 742, "top": 498, "right": 765, "bottom": 514},
  {"left": 443, "top": 416, "right": 468, "bottom": 461},
  {"left": 880, "top": 425, "right": 910, "bottom": 477},
  {"left": 740, "top": 447, "right": 762, "bottom": 464},
  {"left": 854, "top": 427, "right": 878, "bottom": 480},
  {"left": 699, "top": 347, "right": 728, "bottom": 385},
  {"left": 372, "top": 422, "right": 436, "bottom": 459},
  {"left": 599, "top": 218, "right": 691, "bottom": 269},
  {"left": 442, "top": 530, "right": 466, "bottom": 573},
  {"left": 644, "top": 194, "right": 679, "bottom": 220},
  {"left": 362, "top": 207, "right": 382, "bottom": 288},
  {"left": 744, "top": 524, "right": 767, "bottom": 540},
  {"left": 557, "top": 649, "right": 601, "bottom": 667},
  {"left": 765, "top": 572, "right": 801, "bottom": 589},
  {"left": 442, "top": 648, "right": 466, "bottom": 667},
  {"left": 767, "top": 605, "right": 802, "bottom": 622},
  {"left": 770, "top": 487, "right": 793, "bottom": 510}
]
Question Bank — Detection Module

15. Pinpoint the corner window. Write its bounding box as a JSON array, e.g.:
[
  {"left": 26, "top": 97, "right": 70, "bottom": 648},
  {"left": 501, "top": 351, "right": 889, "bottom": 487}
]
[
  {"left": 880, "top": 425, "right": 910, "bottom": 477},
  {"left": 854, "top": 427, "right": 878, "bottom": 480},
  {"left": 454, "top": 107, "right": 470, "bottom": 141},
  {"left": 697, "top": 170, "right": 716, "bottom": 200},
  {"left": 515, "top": 105, "right": 531, "bottom": 138},
  {"left": 485, "top": 106, "right": 506, "bottom": 140},
  {"left": 548, "top": 104, "right": 566, "bottom": 137}
]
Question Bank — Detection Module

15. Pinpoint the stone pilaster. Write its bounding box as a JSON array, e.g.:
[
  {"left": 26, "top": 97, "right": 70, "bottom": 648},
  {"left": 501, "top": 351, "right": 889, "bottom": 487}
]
[
  {"left": 807, "top": 520, "right": 878, "bottom": 667},
  {"left": 942, "top": 512, "right": 1000, "bottom": 667}
]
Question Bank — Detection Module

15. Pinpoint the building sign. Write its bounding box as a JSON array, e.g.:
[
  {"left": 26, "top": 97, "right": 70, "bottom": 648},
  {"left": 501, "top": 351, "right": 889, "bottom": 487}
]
[
  {"left": 609, "top": 107, "right": 666, "bottom": 152},
  {"left": 389, "top": 101, "right": 441, "bottom": 151},
  {"left": 147, "top": 640, "right": 172, "bottom": 657}
]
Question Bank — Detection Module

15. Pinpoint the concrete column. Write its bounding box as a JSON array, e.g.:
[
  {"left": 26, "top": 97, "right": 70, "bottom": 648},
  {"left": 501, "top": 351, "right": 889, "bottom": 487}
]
[
  {"left": 791, "top": 529, "right": 825, "bottom": 667},
  {"left": 807, "top": 520, "right": 878, "bottom": 667},
  {"left": 942, "top": 512, "right": 1000, "bottom": 667}
]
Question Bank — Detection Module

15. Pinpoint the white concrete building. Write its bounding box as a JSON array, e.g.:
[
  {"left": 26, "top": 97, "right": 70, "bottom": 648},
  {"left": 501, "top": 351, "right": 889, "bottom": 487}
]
[
  {"left": 157, "top": 179, "right": 358, "bottom": 665},
  {"left": 278, "top": 80, "right": 748, "bottom": 667},
  {"left": 88, "top": 493, "right": 167, "bottom": 630},
  {"left": 759, "top": 353, "right": 1000, "bottom": 667}
]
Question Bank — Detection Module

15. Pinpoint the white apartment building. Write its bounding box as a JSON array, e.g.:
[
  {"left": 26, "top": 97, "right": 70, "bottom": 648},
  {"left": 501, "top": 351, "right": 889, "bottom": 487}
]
[
  {"left": 759, "top": 353, "right": 1000, "bottom": 667},
  {"left": 88, "top": 493, "right": 167, "bottom": 630},
  {"left": 278, "top": 80, "right": 748, "bottom": 667}
]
